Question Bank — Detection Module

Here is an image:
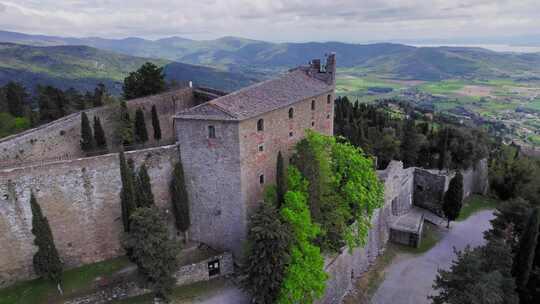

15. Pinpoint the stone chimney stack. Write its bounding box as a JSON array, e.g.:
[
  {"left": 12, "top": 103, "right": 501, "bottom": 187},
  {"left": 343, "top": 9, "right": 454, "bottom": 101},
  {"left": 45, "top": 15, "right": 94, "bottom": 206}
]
[{"left": 311, "top": 59, "right": 321, "bottom": 72}]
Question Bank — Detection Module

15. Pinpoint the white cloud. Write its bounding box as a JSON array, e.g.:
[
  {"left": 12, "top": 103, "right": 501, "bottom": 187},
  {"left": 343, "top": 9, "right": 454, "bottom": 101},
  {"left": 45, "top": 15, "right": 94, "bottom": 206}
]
[{"left": 0, "top": 0, "right": 539, "bottom": 43}]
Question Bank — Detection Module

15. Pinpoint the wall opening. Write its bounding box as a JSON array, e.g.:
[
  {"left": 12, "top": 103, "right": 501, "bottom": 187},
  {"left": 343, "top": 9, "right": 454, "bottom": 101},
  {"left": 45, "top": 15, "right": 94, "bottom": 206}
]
[
  {"left": 311, "top": 100, "right": 316, "bottom": 110},
  {"left": 257, "top": 119, "right": 264, "bottom": 131},
  {"left": 288, "top": 108, "right": 294, "bottom": 119},
  {"left": 208, "top": 125, "right": 216, "bottom": 138}
]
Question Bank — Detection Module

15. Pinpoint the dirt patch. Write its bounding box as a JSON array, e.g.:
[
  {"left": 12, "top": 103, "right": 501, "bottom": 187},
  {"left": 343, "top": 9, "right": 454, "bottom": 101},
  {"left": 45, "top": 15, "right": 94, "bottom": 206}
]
[{"left": 456, "top": 85, "right": 492, "bottom": 97}]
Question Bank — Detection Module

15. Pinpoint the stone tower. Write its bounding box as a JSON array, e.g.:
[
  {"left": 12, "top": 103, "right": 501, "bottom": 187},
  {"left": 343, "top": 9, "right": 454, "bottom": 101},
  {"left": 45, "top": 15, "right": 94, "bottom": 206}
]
[{"left": 174, "top": 55, "right": 336, "bottom": 257}]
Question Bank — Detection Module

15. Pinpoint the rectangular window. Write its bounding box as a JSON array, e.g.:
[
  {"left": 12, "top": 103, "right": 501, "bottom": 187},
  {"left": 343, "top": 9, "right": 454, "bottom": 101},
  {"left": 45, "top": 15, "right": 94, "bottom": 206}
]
[
  {"left": 289, "top": 131, "right": 293, "bottom": 137},
  {"left": 259, "top": 174, "right": 265, "bottom": 184},
  {"left": 258, "top": 144, "right": 264, "bottom": 152},
  {"left": 208, "top": 125, "right": 216, "bottom": 138}
]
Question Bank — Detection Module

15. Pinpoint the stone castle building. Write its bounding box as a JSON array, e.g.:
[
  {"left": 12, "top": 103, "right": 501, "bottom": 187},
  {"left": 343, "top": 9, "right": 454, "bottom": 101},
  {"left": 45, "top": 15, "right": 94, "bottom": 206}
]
[
  {"left": 175, "top": 55, "right": 336, "bottom": 256},
  {"left": 0, "top": 52, "right": 488, "bottom": 303},
  {"left": 0, "top": 54, "right": 336, "bottom": 286}
]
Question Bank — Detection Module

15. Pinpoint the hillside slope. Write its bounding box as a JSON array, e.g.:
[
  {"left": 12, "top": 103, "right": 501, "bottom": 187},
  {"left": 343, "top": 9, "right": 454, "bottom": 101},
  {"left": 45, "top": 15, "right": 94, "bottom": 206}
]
[
  {"left": 0, "top": 42, "right": 255, "bottom": 94},
  {"left": 3, "top": 31, "right": 540, "bottom": 81}
]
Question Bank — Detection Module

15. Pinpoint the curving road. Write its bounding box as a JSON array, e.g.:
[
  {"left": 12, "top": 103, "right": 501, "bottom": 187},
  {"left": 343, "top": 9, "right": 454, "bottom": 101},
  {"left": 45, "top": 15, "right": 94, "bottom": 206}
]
[{"left": 371, "top": 210, "right": 495, "bottom": 304}]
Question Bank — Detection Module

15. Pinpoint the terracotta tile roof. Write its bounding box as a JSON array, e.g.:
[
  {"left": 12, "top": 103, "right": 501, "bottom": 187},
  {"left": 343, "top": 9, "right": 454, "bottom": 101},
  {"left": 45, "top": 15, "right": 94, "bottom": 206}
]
[{"left": 176, "top": 68, "right": 333, "bottom": 121}]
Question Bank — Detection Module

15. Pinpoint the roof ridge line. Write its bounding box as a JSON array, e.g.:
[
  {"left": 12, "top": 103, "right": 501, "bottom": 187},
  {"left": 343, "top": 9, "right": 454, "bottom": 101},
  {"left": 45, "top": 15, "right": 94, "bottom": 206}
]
[{"left": 207, "top": 102, "right": 239, "bottom": 119}]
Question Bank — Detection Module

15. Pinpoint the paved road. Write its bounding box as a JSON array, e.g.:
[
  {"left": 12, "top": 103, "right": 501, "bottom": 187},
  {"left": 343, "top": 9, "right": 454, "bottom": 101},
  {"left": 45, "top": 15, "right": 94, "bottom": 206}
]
[{"left": 371, "top": 210, "right": 495, "bottom": 304}]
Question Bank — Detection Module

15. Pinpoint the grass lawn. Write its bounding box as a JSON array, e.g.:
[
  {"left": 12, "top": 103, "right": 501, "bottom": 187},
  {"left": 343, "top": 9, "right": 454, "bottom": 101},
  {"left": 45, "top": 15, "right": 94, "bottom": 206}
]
[
  {"left": 342, "top": 245, "right": 399, "bottom": 304},
  {"left": 457, "top": 195, "right": 499, "bottom": 222},
  {"left": 112, "top": 278, "right": 230, "bottom": 304},
  {"left": 0, "top": 257, "right": 131, "bottom": 304},
  {"left": 336, "top": 76, "right": 402, "bottom": 98},
  {"left": 525, "top": 99, "right": 540, "bottom": 111},
  {"left": 419, "top": 80, "right": 466, "bottom": 95}
]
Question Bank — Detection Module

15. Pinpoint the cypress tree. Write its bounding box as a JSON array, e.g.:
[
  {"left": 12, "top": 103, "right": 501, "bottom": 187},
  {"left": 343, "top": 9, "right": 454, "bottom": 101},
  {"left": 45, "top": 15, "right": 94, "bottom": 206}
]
[
  {"left": 119, "top": 150, "right": 136, "bottom": 232},
  {"left": 151, "top": 104, "right": 162, "bottom": 141},
  {"left": 135, "top": 164, "right": 155, "bottom": 208},
  {"left": 241, "top": 201, "right": 291, "bottom": 304},
  {"left": 513, "top": 208, "right": 539, "bottom": 295},
  {"left": 30, "top": 193, "right": 63, "bottom": 286},
  {"left": 80, "top": 112, "right": 94, "bottom": 152},
  {"left": 93, "top": 116, "right": 107, "bottom": 150},
  {"left": 123, "top": 207, "right": 180, "bottom": 301},
  {"left": 118, "top": 101, "right": 133, "bottom": 146},
  {"left": 276, "top": 151, "right": 287, "bottom": 208},
  {"left": 170, "top": 161, "right": 190, "bottom": 241},
  {"left": 442, "top": 171, "right": 464, "bottom": 228},
  {"left": 134, "top": 108, "right": 148, "bottom": 143}
]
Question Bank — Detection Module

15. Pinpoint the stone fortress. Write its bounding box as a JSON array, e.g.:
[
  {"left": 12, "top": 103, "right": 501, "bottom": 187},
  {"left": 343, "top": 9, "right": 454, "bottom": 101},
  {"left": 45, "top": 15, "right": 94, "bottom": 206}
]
[{"left": 0, "top": 53, "right": 488, "bottom": 302}]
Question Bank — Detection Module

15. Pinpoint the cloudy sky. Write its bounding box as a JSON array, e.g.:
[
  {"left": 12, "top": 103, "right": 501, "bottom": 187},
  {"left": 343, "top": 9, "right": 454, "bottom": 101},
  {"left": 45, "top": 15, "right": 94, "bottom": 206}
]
[{"left": 0, "top": 0, "right": 539, "bottom": 44}]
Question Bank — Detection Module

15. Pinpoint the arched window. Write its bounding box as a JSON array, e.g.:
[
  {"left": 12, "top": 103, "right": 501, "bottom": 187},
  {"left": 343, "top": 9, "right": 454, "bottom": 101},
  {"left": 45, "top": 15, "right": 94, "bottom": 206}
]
[
  {"left": 327, "top": 94, "right": 332, "bottom": 104},
  {"left": 208, "top": 125, "right": 216, "bottom": 138},
  {"left": 259, "top": 174, "right": 265, "bottom": 184},
  {"left": 311, "top": 100, "right": 316, "bottom": 110},
  {"left": 288, "top": 107, "right": 294, "bottom": 119},
  {"left": 257, "top": 119, "right": 264, "bottom": 131}
]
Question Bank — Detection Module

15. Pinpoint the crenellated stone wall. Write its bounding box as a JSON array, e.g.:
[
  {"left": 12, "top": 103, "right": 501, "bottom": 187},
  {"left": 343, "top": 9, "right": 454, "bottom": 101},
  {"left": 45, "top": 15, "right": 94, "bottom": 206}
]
[{"left": 0, "top": 144, "right": 180, "bottom": 287}]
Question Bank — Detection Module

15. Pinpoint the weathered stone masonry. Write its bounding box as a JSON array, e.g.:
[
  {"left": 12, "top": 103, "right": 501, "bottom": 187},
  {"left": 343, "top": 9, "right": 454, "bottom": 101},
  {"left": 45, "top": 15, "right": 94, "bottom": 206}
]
[
  {"left": 175, "top": 55, "right": 336, "bottom": 257},
  {"left": 0, "top": 145, "right": 179, "bottom": 287},
  {"left": 0, "top": 87, "right": 199, "bottom": 166}
]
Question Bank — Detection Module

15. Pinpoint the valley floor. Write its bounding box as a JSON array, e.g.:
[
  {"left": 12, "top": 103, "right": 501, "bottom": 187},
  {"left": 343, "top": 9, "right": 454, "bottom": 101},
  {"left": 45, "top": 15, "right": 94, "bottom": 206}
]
[{"left": 370, "top": 210, "right": 495, "bottom": 304}]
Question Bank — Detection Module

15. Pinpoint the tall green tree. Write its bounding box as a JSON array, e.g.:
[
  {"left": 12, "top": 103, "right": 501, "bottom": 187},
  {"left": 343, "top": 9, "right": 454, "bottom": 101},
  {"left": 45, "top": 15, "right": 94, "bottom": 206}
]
[
  {"left": 93, "top": 116, "right": 107, "bottom": 150},
  {"left": 442, "top": 171, "right": 464, "bottom": 228},
  {"left": 119, "top": 150, "right": 136, "bottom": 232},
  {"left": 135, "top": 164, "right": 155, "bottom": 208},
  {"left": 431, "top": 240, "right": 519, "bottom": 304},
  {"left": 276, "top": 151, "right": 287, "bottom": 208},
  {"left": 118, "top": 101, "right": 133, "bottom": 146},
  {"left": 242, "top": 201, "right": 291, "bottom": 304},
  {"left": 92, "top": 83, "right": 107, "bottom": 107},
  {"left": 30, "top": 193, "right": 63, "bottom": 287},
  {"left": 80, "top": 112, "right": 94, "bottom": 152},
  {"left": 170, "top": 161, "right": 190, "bottom": 241},
  {"left": 513, "top": 208, "right": 539, "bottom": 296},
  {"left": 278, "top": 166, "right": 327, "bottom": 304},
  {"left": 4, "top": 81, "right": 27, "bottom": 117},
  {"left": 122, "top": 62, "right": 166, "bottom": 100},
  {"left": 38, "top": 85, "right": 69, "bottom": 123},
  {"left": 151, "top": 104, "right": 162, "bottom": 141},
  {"left": 400, "top": 119, "right": 425, "bottom": 168},
  {"left": 134, "top": 108, "right": 148, "bottom": 143},
  {"left": 123, "top": 207, "right": 180, "bottom": 301}
]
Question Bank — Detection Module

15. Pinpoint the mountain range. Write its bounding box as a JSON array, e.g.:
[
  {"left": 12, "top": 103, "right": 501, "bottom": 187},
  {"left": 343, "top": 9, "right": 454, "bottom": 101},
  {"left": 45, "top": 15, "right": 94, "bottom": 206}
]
[
  {"left": 0, "top": 39, "right": 257, "bottom": 95},
  {"left": 2, "top": 30, "right": 540, "bottom": 96}
]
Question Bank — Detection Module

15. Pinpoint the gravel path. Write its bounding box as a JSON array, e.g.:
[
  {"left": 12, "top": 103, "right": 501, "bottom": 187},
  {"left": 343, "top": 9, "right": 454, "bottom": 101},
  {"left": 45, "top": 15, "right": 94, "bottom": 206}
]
[{"left": 371, "top": 210, "right": 495, "bottom": 304}]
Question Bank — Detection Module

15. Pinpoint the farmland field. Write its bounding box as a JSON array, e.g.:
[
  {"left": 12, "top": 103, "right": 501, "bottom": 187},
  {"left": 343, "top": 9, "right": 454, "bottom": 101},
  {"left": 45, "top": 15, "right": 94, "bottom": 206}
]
[{"left": 336, "top": 70, "right": 540, "bottom": 146}]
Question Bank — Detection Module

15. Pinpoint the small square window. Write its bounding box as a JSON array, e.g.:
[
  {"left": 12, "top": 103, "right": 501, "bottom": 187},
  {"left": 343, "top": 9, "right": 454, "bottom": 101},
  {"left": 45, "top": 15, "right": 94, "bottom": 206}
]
[
  {"left": 259, "top": 174, "right": 265, "bottom": 184},
  {"left": 258, "top": 144, "right": 264, "bottom": 152}
]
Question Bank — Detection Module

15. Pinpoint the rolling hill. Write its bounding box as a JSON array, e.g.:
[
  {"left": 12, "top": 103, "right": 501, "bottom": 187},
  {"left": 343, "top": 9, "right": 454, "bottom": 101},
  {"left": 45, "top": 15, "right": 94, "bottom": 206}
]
[
  {"left": 0, "top": 42, "right": 256, "bottom": 95},
  {"left": 3, "top": 30, "right": 540, "bottom": 81}
]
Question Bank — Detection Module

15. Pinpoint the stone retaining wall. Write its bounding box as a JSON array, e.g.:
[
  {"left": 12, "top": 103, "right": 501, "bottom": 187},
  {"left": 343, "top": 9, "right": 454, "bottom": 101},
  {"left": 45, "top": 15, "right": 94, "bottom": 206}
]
[{"left": 0, "top": 145, "right": 180, "bottom": 287}]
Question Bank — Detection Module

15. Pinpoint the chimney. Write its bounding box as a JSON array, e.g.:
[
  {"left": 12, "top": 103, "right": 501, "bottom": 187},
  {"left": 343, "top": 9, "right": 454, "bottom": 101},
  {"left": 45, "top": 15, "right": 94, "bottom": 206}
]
[{"left": 311, "top": 59, "right": 321, "bottom": 72}]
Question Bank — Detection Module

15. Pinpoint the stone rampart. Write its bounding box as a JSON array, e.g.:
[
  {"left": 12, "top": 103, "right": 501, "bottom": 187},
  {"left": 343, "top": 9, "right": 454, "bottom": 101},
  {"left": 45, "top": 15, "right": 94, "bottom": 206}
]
[
  {"left": 0, "top": 88, "right": 196, "bottom": 166},
  {"left": 0, "top": 144, "right": 180, "bottom": 287}
]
